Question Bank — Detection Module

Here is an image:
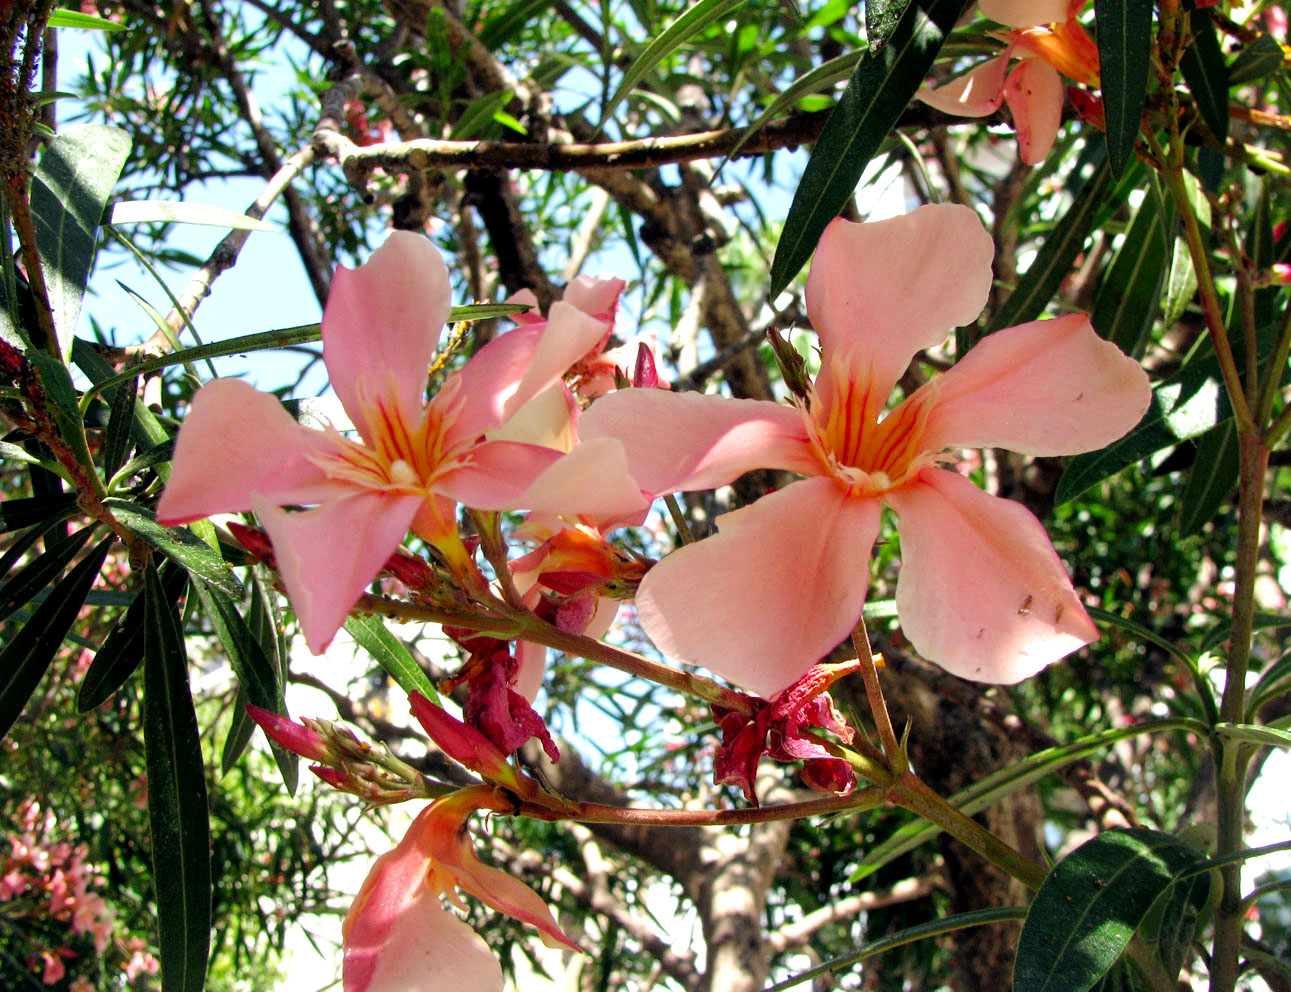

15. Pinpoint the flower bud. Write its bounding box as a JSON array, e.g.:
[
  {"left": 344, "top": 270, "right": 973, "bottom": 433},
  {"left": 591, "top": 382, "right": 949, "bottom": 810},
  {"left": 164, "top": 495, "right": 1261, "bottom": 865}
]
[{"left": 246, "top": 705, "right": 333, "bottom": 763}]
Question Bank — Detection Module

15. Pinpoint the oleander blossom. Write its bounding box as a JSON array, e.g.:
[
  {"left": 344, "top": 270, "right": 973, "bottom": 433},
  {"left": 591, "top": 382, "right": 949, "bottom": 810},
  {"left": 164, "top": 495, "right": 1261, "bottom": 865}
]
[
  {"left": 343, "top": 785, "right": 579, "bottom": 992},
  {"left": 156, "top": 231, "right": 643, "bottom": 653},
  {"left": 917, "top": 0, "right": 1099, "bottom": 164},
  {"left": 581, "top": 203, "right": 1151, "bottom": 699}
]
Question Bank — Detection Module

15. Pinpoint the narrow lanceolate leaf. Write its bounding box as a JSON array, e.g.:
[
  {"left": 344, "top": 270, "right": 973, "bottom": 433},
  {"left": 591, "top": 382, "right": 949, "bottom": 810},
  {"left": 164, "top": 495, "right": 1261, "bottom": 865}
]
[
  {"left": 46, "top": 8, "right": 128, "bottom": 30},
  {"left": 192, "top": 583, "right": 297, "bottom": 790},
  {"left": 987, "top": 161, "right": 1113, "bottom": 333},
  {"left": 598, "top": 0, "right": 746, "bottom": 133},
  {"left": 1142, "top": 868, "right": 1211, "bottom": 980},
  {"left": 110, "top": 200, "right": 277, "bottom": 231},
  {"left": 0, "top": 523, "right": 96, "bottom": 625},
  {"left": 105, "top": 499, "right": 243, "bottom": 598},
  {"left": 0, "top": 494, "right": 78, "bottom": 534},
  {"left": 0, "top": 535, "right": 113, "bottom": 743},
  {"left": 1227, "top": 33, "right": 1285, "bottom": 85},
  {"left": 770, "top": 0, "right": 969, "bottom": 297},
  {"left": 30, "top": 124, "right": 132, "bottom": 355},
  {"left": 1213, "top": 722, "right": 1291, "bottom": 749},
  {"left": 1177, "top": 420, "right": 1239, "bottom": 536},
  {"left": 344, "top": 614, "right": 441, "bottom": 704},
  {"left": 1179, "top": 6, "right": 1229, "bottom": 142},
  {"left": 1091, "top": 190, "right": 1169, "bottom": 358},
  {"left": 865, "top": 0, "right": 913, "bottom": 52},
  {"left": 1161, "top": 236, "right": 1198, "bottom": 329},
  {"left": 1249, "top": 653, "right": 1291, "bottom": 718},
  {"left": 78, "top": 561, "right": 187, "bottom": 712},
  {"left": 103, "top": 373, "right": 139, "bottom": 479},
  {"left": 1248, "top": 183, "right": 1277, "bottom": 332},
  {"left": 1095, "top": 0, "right": 1152, "bottom": 178},
  {"left": 1014, "top": 829, "right": 1209, "bottom": 992},
  {"left": 143, "top": 563, "right": 212, "bottom": 992},
  {"left": 71, "top": 337, "right": 171, "bottom": 454},
  {"left": 221, "top": 686, "right": 259, "bottom": 775}
]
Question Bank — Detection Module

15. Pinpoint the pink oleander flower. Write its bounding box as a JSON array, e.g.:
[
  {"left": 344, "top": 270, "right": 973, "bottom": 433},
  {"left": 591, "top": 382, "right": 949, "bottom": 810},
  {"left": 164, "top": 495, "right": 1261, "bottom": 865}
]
[
  {"left": 156, "top": 232, "right": 644, "bottom": 653},
  {"left": 582, "top": 204, "right": 1151, "bottom": 699},
  {"left": 918, "top": 0, "right": 1099, "bottom": 164},
  {"left": 343, "top": 785, "right": 579, "bottom": 992}
]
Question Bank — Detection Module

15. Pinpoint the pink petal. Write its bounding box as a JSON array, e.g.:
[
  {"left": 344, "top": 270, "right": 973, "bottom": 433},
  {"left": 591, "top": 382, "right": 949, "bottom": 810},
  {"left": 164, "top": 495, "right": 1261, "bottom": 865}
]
[
  {"left": 979, "top": 0, "right": 1073, "bottom": 27},
  {"left": 487, "top": 385, "right": 577, "bottom": 450},
  {"left": 253, "top": 491, "right": 423, "bottom": 654},
  {"left": 156, "top": 379, "right": 346, "bottom": 525},
  {"left": 919, "top": 312, "right": 1150, "bottom": 455},
  {"left": 806, "top": 206, "right": 995, "bottom": 406},
  {"left": 885, "top": 468, "right": 1099, "bottom": 683},
  {"left": 323, "top": 232, "right": 452, "bottom": 440},
  {"left": 433, "top": 441, "right": 564, "bottom": 509},
  {"left": 916, "top": 53, "right": 1010, "bottom": 117},
  {"left": 1003, "top": 57, "right": 1065, "bottom": 164},
  {"left": 579, "top": 389, "right": 816, "bottom": 495},
  {"left": 563, "top": 274, "right": 625, "bottom": 323},
  {"left": 509, "top": 437, "right": 649, "bottom": 518},
  {"left": 444, "top": 848, "right": 580, "bottom": 952},
  {"left": 447, "top": 303, "right": 609, "bottom": 443},
  {"left": 636, "top": 477, "right": 881, "bottom": 698},
  {"left": 343, "top": 814, "right": 502, "bottom": 992},
  {"left": 514, "top": 640, "right": 547, "bottom": 702}
]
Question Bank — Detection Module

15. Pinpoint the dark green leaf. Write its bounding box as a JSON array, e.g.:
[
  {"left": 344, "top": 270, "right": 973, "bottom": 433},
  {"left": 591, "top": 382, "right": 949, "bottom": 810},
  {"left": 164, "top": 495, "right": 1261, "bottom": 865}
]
[
  {"left": 1177, "top": 420, "right": 1238, "bottom": 536},
  {"left": 0, "top": 493, "right": 78, "bottom": 533},
  {"left": 71, "top": 337, "right": 172, "bottom": 456},
  {"left": 1014, "top": 828, "right": 1209, "bottom": 992},
  {"left": 1141, "top": 867, "right": 1210, "bottom": 979},
  {"left": 105, "top": 499, "right": 243, "bottom": 598},
  {"left": 344, "top": 614, "right": 441, "bottom": 704},
  {"left": 770, "top": 0, "right": 970, "bottom": 297},
  {"left": 1249, "top": 182, "right": 1277, "bottom": 332},
  {"left": 111, "top": 438, "right": 175, "bottom": 485},
  {"left": 30, "top": 124, "right": 131, "bottom": 355},
  {"left": 1213, "top": 722, "right": 1291, "bottom": 749},
  {"left": 77, "top": 561, "right": 187, "bottom": 712},
  {"left": 478, "top": 0, "right": 551, "bottom": 50},
  {"left": 221, "top": 686, "right": 258, "bottom": 774},
  {"left": 1179, "top": 7, "right": 1229, "bottom": 142},
  {"left": 0, "top": 523, "right": 96, "bottom": 625},
  {"left": 1249, "top": 651, "right": 1291, "bottom": 718},
  {"left": 26, "top": 350, "right": 82, "bottom": 426},
  {"left": 0, "top": 535, "right": 113, "bottom": 742},
  {"left": 987, "top": 161, "right": 1113, "bottom": 333},
  {"left": 143, "top": 563, "right": 212, "bottom": 992},
  {"left": 1091, "top": 189, "right": 1170, "bottom": 358},
  {"left": 103, "top": 373, "right": 138, "bottom": 479},
  {"left": 865, "top": 0, "right": 912, "bottom": 52},
  {"left": 1228, "top": 33, "right": 1285, "bottom": 85},
  {"left": 0, "top": 511, "right": 78, "bottom": 578},
  {"left": 1095, "top": 0, "right": 1152, "bottom": 178},
  {"left": 1161, "top": 236, "right": 1198, "bottom": 328}
]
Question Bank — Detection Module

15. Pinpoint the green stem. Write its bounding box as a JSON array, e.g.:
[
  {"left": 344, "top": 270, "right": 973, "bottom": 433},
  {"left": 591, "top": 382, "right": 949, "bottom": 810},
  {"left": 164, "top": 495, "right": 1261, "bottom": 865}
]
[
  {"left": 851, "top": 615, "right": 903, "bottom": 764},
  {"left": 663, "top": 493, "right": 696, "bottom": 544}
]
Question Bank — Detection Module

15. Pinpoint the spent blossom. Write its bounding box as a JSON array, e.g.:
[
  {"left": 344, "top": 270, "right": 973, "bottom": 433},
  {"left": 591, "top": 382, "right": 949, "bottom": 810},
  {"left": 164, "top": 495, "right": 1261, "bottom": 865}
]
[
  {"left": 582, "top": 203, "right": 1150, "bottom": 698},
  {"left": 157, "top": 231, "right": 644, "bottom": 653},
  {"left": 918, "top": 0, "right": 1099, "bottom": 164}
]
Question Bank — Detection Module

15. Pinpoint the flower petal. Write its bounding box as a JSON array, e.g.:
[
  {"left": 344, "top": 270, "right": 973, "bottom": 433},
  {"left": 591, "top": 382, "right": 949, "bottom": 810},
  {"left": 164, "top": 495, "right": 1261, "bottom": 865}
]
[
  {"left": 636, "top": 477, "right": 881, "bottom": 699},
  {"left": 886, "top": 469, "right": 1098, "bottom": 683},
  {"left": 156, "top": 379, "right": 345, "bottom": 525},
  {"left": 806, "top": 206, "right": 995, "bottom": 405},
  {"left": 448, "top": 302, "right": 609, "bottom": 442},
  {"left": 979, "top": 0, "right": 1073, "bottom": 27},
  {"left": 509, "top": 437, "right": 649, "bottom": 518},
  {"left": 433, "top": 441, "right": 564, "bottom": 509},
  {"left": 1003, "top": 57, "right": 1065, "bottom": 164},
  {"left": 487, "top": 384, "right": 578, "bottom": 451},
  {"left": 323, "top": 232, "right": 451, "bottom": 439},
  {"left": 253, "top": 491, "right": 423, "bottom": 654},
  {"left": 916, "top": 53, "right": 1010, "bottom": 117},
  {"left": 919, "top": 312, "right": 1150, "bottom": 455},
  {"left": 343, "top": 811, "right": 502, "bottom": 992},
  {"left": 563, "top": 274, "right": 625, "bottom": 323},
  {"left": 579, "top": 389, "right": 815, "bottom": 495}
]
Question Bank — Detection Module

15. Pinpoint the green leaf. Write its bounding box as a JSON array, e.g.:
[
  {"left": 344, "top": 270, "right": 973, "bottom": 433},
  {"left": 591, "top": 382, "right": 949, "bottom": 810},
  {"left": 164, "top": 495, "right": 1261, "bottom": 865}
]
[
  {"left": 344, "top": 614, "right": 441, "bottom": 704},
  {"left": 864, "top": 0, "right": 912, "bottom": 52},
  {"left": 1161, "top": 236, "right": 1198, "bottom": 329},
  {"left": 1249, "top": 651, "right": 1291, "bottom": 718},
  {"left": 110, "top": 200, "right": 277, "bottom": 231},
  {"left": 1213, "top": 722, "right": 1291, "bottom": 749},
  {"left": 47, "top": 8, "right": 128, "bottom": 30},
  {"left": 104, "top": 499, "right": 243, "bottom": 598},
  {"left": 77, "top": 561, "right": 187, "bottom": 712},
  {"left": 143, "top": 563, "right": 212, "bottom": 992},
  {"left": 599, "top": 0, "right": 746, "bottom": 133},
  {"left": 71, "top": 337, "right": 171, "bottom": 454},
  {"left": 0, "top": 493, "right": 78, "bottom": 533},
  {"left": 0, "top": 534, "right": 113, "bottom": 742},
  {"left": 987, "top": 160, "right": 1113, "bottom": 333},
  {"left": 27, "top": 350, "right": 83, "bottom": 426},
  {"left": 1091, "top": 188, "right": 1169, "bottom": 358},
  {"left": 103, "top": 372, "right": 138, "bottom": 479},
  {"left": 0, "top": 523, "right": 96, "bottom": 625},
  {"left": 850, "top": 718, "right": 1205, "bottom": 881},
  {"left": 0, "top": 511, "right": 79, "bottom": 578},
  {"left": 1095, "top": 0, "right": 1152, "bottom": 178},
  {"left": 191, "top": 582, "right": 297, "bottom": 790},
  {"left": 1014, "top": 828, "right": 1209, "bottom": 992},
  {"left": 770, "top": 0, "right": 969, "bottom": 297},
  {"left": 30, "top": 124, "right": 131, "bottom": 356},
  {"left": 1141, "top": 868, "right": 1211, "bottom": 980},
  {"left": 451, "top": 89, "right": 516, "bottom": 140},
  {"left": 477, "top": 0, "right": 551, "bottom": 50},
  {"left": 1177, "top": 420, "right": 1238, "bottom": 536},
  {"left": 221, "top": 686, "right": 259, "bottom": 775},
  {"left": 1179, "top": 6, "right": 1229, "bottom": 142},
  {"left": 1227, "top": 33, "right": 1285, "bottom": 85},
  {"left": 1248, "top": 182, "right": 1278, "bottom": 333}
]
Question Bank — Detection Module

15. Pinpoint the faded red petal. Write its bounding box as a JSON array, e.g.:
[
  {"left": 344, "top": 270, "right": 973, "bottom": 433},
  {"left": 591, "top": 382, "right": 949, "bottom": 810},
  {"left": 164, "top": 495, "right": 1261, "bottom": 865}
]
[{"left": 1003, "top": 57, "right": 1065, "bottom": 164}]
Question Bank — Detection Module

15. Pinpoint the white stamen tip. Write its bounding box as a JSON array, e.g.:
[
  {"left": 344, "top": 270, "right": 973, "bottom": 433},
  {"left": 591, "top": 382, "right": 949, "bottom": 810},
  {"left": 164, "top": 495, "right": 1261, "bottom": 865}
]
[{"left": 388, "top": 459, "right": 419, "bottom": 486}]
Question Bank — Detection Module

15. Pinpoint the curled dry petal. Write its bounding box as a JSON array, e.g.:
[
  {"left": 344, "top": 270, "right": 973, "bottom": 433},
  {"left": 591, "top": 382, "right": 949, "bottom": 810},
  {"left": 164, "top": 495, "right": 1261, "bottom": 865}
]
[{"left": 1002, "top": 57, "right": 1065, "bottom": 164}]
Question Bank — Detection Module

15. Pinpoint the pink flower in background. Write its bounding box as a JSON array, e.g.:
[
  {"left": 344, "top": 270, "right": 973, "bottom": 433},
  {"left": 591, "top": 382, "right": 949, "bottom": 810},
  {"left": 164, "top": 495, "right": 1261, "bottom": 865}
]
[
  {"left": 918, "top": 0, "right": 1099, "bottom": 164},
  {"left": 157, "top": 232, "right": 644, "bottom": 653},
  {"left": 343, "top": 786, "right": 579, "bottom": 992},
  {"left": 582, "top": 204, "right": 1150, "bottom": 699}
]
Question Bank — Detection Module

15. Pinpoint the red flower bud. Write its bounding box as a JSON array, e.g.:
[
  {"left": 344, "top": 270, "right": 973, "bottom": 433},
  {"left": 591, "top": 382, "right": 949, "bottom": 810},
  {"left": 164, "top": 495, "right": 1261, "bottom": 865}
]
[{"left": 246, "top": 705, "right": 332, "bottom": 763}]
